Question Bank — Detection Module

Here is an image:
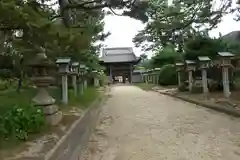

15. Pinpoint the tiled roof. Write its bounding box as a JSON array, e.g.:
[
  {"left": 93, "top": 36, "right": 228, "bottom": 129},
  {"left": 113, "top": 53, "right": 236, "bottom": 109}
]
[{"left": 101, "top": 47, "right": 137, "bottom": 63}]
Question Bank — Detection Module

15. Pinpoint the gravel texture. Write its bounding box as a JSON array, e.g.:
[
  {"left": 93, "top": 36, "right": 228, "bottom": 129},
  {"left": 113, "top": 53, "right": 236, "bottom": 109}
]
[{"left": 80, "top": 85, "right": 240, "bottom": 160}]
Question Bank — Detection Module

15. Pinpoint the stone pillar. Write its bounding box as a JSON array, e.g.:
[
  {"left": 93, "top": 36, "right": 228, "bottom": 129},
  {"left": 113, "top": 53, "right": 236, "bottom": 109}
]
[
  {"left": 72, "top": 75, "right": 77, "bottom": 96},
  {"left": 202, "top": 69, "right": 209, "bottom": 94},
  {"left": 177, "top": 71, "right": 181, "bottom": 87},
  {"left": 84, "top": 79, "right": 87, "bottom": 89},
  {"left": 222, "top": 67, "right": 231, "bottom": 98},
  {"left": 78, "top": 77, "right": 83, "bottom": 95},
  {"left": 62, "top": 75, "right": 68, "bottom": 104},
  {"left": 188, "top": 70, "right": 193, "bottom": 92}
]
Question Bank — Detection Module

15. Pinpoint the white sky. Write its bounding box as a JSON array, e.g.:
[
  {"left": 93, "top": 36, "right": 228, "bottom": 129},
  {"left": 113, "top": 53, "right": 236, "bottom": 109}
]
[{"left": 103, "top": 4, "right": 240, "bottom": 57}]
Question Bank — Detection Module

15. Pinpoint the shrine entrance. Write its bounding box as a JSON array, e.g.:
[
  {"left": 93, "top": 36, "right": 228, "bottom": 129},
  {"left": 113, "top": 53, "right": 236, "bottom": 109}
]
[{"left": 99, "top": 47, "right": 141, "bottom": 83}]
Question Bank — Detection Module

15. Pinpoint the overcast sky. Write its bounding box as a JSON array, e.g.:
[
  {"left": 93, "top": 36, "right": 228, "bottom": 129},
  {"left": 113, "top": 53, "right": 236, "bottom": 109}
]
[{"left": 103, "top": 10, "right": 240, "bottom": 57}]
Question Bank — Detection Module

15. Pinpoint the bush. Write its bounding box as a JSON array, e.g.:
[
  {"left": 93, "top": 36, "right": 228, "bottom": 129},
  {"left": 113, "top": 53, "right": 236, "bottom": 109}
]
[
  {"left": 158, "top": 64, "right": 178, "bottom": 85},
  {"left": 0, "top": 80, "right": 8, "bottom": 91},
  {"left": 0, "top": 105, "right": 46, "bottom": 141}
]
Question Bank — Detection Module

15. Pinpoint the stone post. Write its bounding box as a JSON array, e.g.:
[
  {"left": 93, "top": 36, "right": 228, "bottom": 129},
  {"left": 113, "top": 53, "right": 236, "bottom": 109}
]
[
  {"left": 30, "top": 53, "right": 62, "bottom": 125},
  {"left": 175, "top": 63, "right": 184, "bottom": 88},
  {"left": 217, "top": 52, "right": 234, "bottom": 98},
  {"left": 56, "top": 57, "right": 71, "bottom": 105}
]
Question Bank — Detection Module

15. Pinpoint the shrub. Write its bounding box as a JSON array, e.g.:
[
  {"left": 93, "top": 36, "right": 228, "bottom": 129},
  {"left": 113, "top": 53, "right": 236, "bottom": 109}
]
[
  {"left": 158, "top": 64, "right": 178, "bottom": 85},
  {"left": 0, "top": 80, "right": 8, "bottom": 91},
  {"left": 0, "top": 105, "right": 46, "bottom": 141}
]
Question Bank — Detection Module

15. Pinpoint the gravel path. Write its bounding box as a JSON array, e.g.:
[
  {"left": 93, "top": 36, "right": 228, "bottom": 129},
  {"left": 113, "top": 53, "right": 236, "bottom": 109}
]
[{"left": 80, "top": 85, "right": 240, "bottom": 160}]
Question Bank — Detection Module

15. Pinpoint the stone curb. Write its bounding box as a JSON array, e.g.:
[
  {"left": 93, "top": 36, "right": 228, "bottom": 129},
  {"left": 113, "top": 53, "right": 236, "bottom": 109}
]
[
  {"left": 156, "top": 90, "right": 240, "bottom": 118},
  {"left": 44, "top": 90, "right": 108, "bottom": 160}
]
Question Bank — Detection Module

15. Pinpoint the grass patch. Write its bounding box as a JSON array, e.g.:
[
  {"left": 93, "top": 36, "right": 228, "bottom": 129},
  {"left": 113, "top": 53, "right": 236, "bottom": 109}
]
[
  {"left": 68, "top": 87, "right": 99, "bottom": 108},
  {"left": 134, "top": 83, "right": 155, "bottom": 91}
]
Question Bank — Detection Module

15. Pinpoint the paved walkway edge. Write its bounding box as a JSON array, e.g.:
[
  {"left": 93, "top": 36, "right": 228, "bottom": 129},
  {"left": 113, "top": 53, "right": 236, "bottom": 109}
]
[
  {"left": 44, "top": 88, "right": 108, "bottom": 160},
  {"left": 157, "top": 91, "right": 240, "bottom": 118}
]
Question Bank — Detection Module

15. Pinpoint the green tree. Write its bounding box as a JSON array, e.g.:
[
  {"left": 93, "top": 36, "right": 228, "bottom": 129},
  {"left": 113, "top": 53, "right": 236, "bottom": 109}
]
[{"left": 133, "top": 0, "right": 231, "bottom": 52}]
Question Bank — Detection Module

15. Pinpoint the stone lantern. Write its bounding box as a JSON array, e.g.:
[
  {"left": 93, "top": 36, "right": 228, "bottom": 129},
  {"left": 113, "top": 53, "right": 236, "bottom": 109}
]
[
  {"left": 79, "top": 64, "right": 86, "bottom": 95},
  {"left": 71, "top": 62, "right": 79, "bottom": 96},
  {"left": 56, "top": 57, "right": 71, "bottom": 104},
  {"left": 198, "top": 56, "right": 211, "bottom": 95},
  {"left": 29, "top": 53, "right": 62, "bottom": 125},
  {"left": 185, "top": 60, "right": 196, "bottom": 92},
  {"left": 175, "top": 62, "right": 184, "bottom": 87},
  {"left": 217, "top": 52, "right": 234, "bottom": 98},
  {"left": 154, "top": 68, "right": 161, "bottom": 85}
]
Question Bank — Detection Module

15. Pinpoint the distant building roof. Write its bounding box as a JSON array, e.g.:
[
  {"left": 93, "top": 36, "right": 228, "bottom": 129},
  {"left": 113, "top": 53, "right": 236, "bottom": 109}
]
[{"left": 100, "top": 47, "right": 138, "bottom": 63}]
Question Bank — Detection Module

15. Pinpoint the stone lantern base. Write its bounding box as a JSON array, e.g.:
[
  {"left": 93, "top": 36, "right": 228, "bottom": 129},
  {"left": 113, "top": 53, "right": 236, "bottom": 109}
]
[{"left": 33, "top": 88, "right": 62, "bottom": 126}]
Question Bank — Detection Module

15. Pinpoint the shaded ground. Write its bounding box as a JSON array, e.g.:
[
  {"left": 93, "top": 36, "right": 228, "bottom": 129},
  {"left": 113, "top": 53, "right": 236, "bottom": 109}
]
[{"left": 80, "top": 85, "right": 240, "bottom": 160}]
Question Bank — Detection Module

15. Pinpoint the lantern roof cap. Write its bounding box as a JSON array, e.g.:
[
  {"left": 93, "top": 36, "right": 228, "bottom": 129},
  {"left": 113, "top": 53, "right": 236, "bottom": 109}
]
[
  {"left": 217, "top": 52, "right": 234, "bottom": 57},
  {"left": 79, "top": 64, "right": 86, "bottom": 69},
  {"left": 175, "top": 62, "right": 184, "bottom": 66},
  {"left": 56, "top": 57, "right": 71, "bottom": 64},
  {"left": 198, "top": 56, "right": 211, "bottom": 61},
  {"left": 72, "top": 62, "right": 79, "bottom": 66},
  {"left": 185, "top": 60, "right": 195, "bottom": 64}
]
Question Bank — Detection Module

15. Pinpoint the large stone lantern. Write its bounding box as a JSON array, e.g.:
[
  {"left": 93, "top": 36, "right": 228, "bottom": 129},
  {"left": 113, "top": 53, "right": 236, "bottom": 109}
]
[
  {"left": 185, "top": 60, "right": 196, "bottom": 92},
  {"left": 29, "top": 53, "right": 62, "bottom": 125},
  {"left": 217, "top": 52, "right": 234, "bottom": 98},
  {"left": 56, "top": 57, "right": 71, "bottom": 104}
]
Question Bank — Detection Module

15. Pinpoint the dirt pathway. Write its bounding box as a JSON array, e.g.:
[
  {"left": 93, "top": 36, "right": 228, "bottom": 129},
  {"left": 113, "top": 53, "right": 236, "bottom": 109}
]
[{"left": 80, "top": 85, "right": 240, "bottom": 160}]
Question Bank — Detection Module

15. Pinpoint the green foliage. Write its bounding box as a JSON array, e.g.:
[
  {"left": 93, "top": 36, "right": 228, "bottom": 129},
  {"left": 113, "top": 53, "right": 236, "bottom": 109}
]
[
  {"left": 68, "top": 87, "right": 99, "bottom": 108},
  {"left": 0, "top": 105, "right": 46, "bottom": 141},
  {"left": 151, "top": 44, "right": 182, "bottom": 67},
  {"left": 184, "top": 36, "right": 227, "bottom": 60},
  {"left": 133, "top": 0, "right": 231, "bottom": 51},
  {"left": 158, "top": 64, "right": 177, "bottom": 85}
]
